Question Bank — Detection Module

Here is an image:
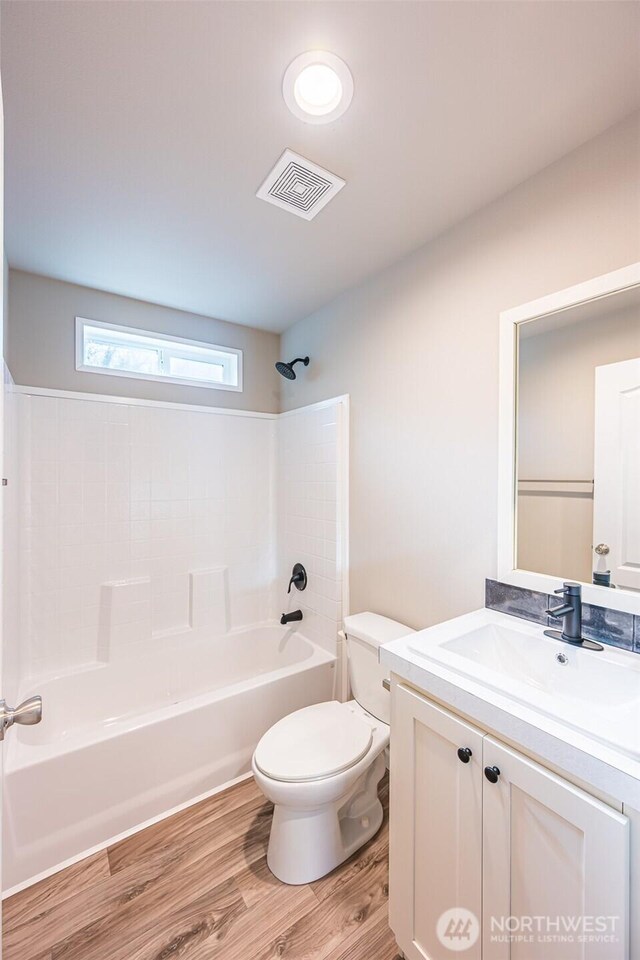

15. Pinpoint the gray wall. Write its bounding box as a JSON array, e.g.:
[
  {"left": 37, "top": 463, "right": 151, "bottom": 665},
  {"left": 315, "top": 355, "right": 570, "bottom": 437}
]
[
  {"left": 7, "top": 271, "right": 281, "bottom": 412},
  {"left": 280, "top": 111, "right": 640, "bottom": 631}
]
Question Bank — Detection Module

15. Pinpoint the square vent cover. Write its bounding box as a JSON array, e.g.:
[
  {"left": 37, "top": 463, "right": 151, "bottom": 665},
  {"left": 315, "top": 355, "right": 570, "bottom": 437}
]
[{"left": 256, "top": 149, "right": 345, "bottom": 221}]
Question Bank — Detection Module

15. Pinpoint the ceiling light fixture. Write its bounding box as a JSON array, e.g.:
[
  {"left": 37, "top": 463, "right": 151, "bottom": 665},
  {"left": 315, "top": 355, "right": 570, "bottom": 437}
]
[{"left": 283, "top": 51, "right": 353, "bottom": 124}]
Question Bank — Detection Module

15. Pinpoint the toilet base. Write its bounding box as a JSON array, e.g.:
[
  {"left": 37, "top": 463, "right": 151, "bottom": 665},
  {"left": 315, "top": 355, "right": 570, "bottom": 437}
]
[{"left": 266, "top": 751, "right": 387, "bottom": 885}]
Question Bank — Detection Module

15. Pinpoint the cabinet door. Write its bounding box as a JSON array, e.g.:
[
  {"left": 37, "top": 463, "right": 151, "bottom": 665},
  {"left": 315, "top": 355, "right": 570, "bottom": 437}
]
[
  {"left": 482, "top": 736, "right": 629, "bottom": 960},
  {"left": 390, "top": 684, "right": 484, "bottom": 960}
]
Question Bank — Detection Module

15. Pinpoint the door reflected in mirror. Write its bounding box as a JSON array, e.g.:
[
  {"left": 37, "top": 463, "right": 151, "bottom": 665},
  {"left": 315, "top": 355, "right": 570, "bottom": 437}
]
[{"left": 516, "top": 285, "right": 640, "bottom": 591}]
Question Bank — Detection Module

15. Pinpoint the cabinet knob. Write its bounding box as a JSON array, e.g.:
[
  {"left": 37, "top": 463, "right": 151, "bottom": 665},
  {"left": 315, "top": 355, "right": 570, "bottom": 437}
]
[
  {"left": 457, "top": 747, "right": 472, "bottom": 764},
  {"left": 484, "top": 765, "right": 500, "bottom": 784}
]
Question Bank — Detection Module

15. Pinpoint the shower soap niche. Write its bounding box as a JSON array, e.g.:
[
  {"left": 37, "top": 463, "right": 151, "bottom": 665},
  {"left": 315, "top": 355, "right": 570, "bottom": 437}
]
[{"left": 98, "top": 577, "right": 152, "bottom": 660}]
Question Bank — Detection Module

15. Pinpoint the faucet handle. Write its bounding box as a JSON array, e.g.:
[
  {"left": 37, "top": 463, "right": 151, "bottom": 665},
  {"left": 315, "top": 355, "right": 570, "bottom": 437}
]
[{"left": 555, "top": 581, "right": 582, "bottom": 596}]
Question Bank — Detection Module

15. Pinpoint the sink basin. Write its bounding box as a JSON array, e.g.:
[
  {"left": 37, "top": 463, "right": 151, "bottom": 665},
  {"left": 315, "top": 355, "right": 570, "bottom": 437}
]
[{"left": 396, "top": 609, "right": 640, "bottom": 761}]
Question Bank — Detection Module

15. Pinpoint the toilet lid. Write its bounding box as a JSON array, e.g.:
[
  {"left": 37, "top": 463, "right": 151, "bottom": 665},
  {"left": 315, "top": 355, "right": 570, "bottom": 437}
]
[{"left": 254, "top": 701, "right": 374, "bottom": 783}]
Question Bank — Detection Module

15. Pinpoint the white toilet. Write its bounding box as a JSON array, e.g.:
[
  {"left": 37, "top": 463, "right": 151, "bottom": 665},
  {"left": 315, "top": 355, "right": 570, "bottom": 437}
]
[{"left": 252, "top": 612, "right": 414, "bottom": 885}]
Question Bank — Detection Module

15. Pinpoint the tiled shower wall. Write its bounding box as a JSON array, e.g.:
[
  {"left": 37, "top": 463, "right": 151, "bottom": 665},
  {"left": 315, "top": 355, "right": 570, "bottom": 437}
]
[
  {"left": 277, "top": 400, "right": 347, "bottom": 654},
  {"left": 12, "top": 390, "right": 346, "bottom": 682},
  {"left": 18, "top": 393, "right": 277, "bottom": 677}
]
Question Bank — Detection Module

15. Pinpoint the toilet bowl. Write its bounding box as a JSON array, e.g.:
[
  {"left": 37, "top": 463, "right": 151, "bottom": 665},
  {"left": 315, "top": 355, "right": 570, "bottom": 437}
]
[{"left": 252, "top": 612, "right": 414, "bottom": 885}]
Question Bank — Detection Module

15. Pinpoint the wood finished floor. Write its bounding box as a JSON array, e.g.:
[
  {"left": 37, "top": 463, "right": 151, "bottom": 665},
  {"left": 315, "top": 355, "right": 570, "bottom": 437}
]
[{"left": 3, "top": 774, "right": 399, "bottom": 960}]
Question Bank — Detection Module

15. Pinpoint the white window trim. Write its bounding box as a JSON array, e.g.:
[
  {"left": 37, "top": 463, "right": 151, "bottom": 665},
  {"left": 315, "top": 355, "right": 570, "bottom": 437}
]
[{"left": 75, "top": 317, "right": 243, "bottom": 393}]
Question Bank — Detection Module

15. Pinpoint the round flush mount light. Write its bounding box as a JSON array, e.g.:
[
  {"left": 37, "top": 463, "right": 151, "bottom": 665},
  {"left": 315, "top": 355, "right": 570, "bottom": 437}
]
[{"left": 283, "top": 51, "right": 353, "bottom": 124}]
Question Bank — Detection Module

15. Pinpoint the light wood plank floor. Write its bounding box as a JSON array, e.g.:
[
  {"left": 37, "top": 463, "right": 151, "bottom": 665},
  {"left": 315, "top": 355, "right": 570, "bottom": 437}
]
[{"left": 4, "top": 774, "right": 399, "bottom": 960}]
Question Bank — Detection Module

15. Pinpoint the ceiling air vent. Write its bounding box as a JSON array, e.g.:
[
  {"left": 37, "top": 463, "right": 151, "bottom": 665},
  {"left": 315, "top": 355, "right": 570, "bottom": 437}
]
[{"left": 256, "top": 149, "right": 345, "bottom": 221}]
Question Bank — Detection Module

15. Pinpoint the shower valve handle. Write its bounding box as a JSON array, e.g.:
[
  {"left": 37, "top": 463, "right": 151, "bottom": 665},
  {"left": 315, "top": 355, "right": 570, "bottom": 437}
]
[
  {"left": 0, "top": 695, "right": 42, "bottom": 740},
  {"left": 287, "top": 575, "right": 301, "bottom": 594},
  {"left": 287, "top": 563, "right": 308, "bottom": 593}
]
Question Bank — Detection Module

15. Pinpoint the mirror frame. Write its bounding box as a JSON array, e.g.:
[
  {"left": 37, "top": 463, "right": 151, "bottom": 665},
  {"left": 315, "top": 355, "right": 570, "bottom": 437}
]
[{"left": 497, "top": 261, "right": 640, "bottom": 616}]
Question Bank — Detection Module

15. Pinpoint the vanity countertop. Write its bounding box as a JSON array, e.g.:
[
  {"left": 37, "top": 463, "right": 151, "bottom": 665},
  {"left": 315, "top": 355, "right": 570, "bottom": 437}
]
[{"left": 380, "top": 607, "right": 640, "bottom": 808}]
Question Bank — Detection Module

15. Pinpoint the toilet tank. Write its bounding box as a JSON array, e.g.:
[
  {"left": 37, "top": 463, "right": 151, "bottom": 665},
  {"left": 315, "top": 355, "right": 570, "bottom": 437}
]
[{"left": 343, "top": 612, "right": 414, "bottom": 724}]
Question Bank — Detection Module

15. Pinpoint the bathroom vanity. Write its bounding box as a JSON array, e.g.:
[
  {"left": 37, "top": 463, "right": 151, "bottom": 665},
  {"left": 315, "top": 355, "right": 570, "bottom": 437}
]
[
  {"left": 380, "top": 264, "right": 640, "bottom": 959},
  {"left": 382, "top": 610, "right": 640, "bottom": 959}
]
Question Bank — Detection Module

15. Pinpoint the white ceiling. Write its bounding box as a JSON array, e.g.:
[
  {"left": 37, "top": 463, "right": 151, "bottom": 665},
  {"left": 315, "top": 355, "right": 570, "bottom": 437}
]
[{"left": 3, "top": 1, "right": 640, "bottom": 333}]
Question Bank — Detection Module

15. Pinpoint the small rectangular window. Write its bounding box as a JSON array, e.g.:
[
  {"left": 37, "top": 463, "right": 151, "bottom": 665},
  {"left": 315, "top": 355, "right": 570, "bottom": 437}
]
[{"left": 75, "top": 318, "right": 242, "bottom": 392}]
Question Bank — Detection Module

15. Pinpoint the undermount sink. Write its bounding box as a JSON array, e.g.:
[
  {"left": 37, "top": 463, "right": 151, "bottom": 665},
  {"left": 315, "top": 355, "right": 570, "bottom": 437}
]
[{"left": 390, "top": 608, "right": 640, "bottom": 761}]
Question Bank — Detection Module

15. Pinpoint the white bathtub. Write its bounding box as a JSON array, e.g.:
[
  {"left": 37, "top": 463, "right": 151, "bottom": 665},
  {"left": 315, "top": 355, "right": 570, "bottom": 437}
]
[{"left": 3, "top": 624, "right": 336, "bottom": 892}]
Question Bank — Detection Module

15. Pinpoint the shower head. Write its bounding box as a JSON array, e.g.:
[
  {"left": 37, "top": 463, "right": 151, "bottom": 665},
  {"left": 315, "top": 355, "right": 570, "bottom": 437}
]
[{"left": 275, "top": 357, "right": 309, "bottom": 381}]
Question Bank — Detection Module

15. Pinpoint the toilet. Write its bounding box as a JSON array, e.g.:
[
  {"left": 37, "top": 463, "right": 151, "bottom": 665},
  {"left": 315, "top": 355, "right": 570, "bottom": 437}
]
[{"left": 252, "top": 612, "right": 414, "bottom": 885}]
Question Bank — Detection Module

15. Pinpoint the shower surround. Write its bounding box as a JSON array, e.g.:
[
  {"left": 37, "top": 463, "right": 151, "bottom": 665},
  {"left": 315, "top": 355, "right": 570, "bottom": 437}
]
[{"left": 3, "top": 387, "right": 348, "bottom": 891}]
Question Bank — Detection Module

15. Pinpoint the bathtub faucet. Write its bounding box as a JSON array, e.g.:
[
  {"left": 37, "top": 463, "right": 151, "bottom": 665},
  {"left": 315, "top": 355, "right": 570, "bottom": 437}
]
[{"left": 281, "top": 610, "right": 303, "bottom": 625}]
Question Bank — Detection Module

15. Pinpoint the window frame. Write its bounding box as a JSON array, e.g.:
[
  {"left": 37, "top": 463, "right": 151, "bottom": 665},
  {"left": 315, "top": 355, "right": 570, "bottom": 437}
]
[{"left": 75, "top": 317, "right": 243, "bottom": 393}]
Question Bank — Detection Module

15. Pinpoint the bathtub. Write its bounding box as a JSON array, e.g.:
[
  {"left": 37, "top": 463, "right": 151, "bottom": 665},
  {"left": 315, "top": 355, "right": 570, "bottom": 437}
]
[{"left": 3, "top": 624, "right": 336, "bottom": 892}]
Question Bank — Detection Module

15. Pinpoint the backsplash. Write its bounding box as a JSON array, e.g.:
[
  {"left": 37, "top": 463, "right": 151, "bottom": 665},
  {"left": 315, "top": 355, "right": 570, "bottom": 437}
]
[{"left": 485, "top": 579, "right": 640, "bottom": 653}]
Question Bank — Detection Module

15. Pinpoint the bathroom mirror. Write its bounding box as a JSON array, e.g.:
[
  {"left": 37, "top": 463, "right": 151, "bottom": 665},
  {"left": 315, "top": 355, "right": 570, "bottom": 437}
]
[{"left": 498, "top": 263, "right": 640, "bottom": 615}]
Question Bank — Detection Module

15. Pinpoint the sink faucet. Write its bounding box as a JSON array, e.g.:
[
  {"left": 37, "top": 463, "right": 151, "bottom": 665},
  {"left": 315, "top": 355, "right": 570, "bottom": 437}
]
[
  {"left": 546, "top": 582, "right": 583, "bottom": 641},
  {"left": 545, "top": 582, "right": 603, "bottom": 651}
]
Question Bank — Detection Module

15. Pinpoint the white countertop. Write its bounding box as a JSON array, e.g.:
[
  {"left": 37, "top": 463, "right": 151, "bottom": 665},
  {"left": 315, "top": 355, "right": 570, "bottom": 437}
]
[{"left": 380, "top": 608, "right": 640, "bottom": 808}]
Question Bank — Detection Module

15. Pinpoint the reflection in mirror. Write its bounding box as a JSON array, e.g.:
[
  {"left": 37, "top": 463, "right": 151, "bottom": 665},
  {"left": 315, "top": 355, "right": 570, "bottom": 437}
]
[{"left": 516, "top": 285, "right": 640, "bottom": 591}]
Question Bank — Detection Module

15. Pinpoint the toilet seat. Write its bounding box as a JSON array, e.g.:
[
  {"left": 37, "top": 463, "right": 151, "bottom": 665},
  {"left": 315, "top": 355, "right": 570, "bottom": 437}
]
[{"left": 254, "top": 701, "right": 374, "bottom": 783}]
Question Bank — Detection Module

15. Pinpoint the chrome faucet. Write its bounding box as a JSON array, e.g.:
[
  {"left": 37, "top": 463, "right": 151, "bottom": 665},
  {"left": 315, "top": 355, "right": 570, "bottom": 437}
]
[{"left": 544, "top": 582, "right": 603, "bottom": 651}]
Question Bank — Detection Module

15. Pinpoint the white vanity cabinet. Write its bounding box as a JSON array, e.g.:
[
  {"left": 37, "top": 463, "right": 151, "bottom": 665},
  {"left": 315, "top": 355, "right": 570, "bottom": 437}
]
[
  {"left": 390, "top": 685, "right": 484, "bottom": 959},
  {"left": 390, "top": 683, "right": 630, "bottom": 960}
]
